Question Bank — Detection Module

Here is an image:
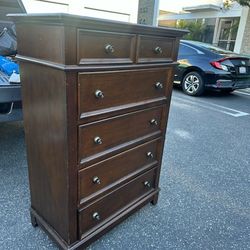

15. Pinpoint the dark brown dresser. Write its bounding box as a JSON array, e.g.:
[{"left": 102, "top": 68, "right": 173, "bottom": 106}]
[{"left": 10, "top": 14, "right": 186, "bottom": 249}]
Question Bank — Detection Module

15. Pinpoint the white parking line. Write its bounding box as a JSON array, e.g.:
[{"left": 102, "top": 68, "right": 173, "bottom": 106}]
[
  {"left": 235, "top": 90, "right": 250, "bottom": 96},
  {"left": 173, "top": 96, "right": 249, "bottom": 117}
]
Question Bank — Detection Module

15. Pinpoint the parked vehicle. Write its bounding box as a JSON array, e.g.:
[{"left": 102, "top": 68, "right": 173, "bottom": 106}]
[
  {"left": 174, "top": 40, "right": 250, "bottom": 96},
  {"left": 0, "top": 0, "right": 25, "bottom": 122}
]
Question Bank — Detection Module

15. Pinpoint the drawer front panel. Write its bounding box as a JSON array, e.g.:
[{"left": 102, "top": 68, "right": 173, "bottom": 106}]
[
  {"left": 137, "top": 35, "right": 175, "bottom": 63},
  {"left": 78, "top": 139, "right": 160, "bottom": 203},
  {"left": 78, "top": 68, "right": 170, "bottom": 116},
  {"left": 78, "top": 106, "right": 164, "bottom": 161},
  {"left": 78, "top": 168, "right": 156, "bottom": 237},
  {"left": 77, "top": 29, "right": 136, "bottom": 65}
]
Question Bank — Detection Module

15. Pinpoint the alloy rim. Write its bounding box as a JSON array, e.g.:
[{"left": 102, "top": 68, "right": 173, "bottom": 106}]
[{"left": 184, "top": 75, "right": 200, "bottom": 94}]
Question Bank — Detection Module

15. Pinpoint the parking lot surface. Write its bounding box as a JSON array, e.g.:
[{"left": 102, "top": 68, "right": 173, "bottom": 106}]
[{"left": 0, "top": 89, "right": 249, "bottom": 250}]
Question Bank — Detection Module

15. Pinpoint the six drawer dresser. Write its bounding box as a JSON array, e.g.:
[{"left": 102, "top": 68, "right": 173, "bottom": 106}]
[{"left": 10, "top": 13, "right": 186, "bottom": 249}]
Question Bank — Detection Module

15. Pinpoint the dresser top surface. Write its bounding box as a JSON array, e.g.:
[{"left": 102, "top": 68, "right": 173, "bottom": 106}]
[{"left": 8, "top": 13, "right": 188, "bottom": 37}]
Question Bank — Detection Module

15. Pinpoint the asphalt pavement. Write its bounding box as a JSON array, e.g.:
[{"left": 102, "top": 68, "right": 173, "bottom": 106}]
[{"left": 0, "top": 88, "right": 249, "bottom": 250}]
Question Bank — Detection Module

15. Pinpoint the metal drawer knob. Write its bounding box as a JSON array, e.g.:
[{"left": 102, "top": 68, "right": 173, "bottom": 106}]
[
  {"left": 150, "top": 119, "right": 158, "bottom": 126},
  {"left": 144, "top": 181, "right": 151, "bottom": 188},
  {"left": 154, "top": 46, "right": 163, "bottom": 54},
  {"left": 105, "top": 44, "right": 115, "bottom": 54},
  {"left": 146, "top": 152, "right": 154, "bottom": 159},
  {"left": 95, "top": 90, "right": 104, "bottom": 99},
  {"left": 94, "top": 136, "right": 102, "bottom": 145},
  {"left": 92, "top": 176, "right": 101, "bottom": 185},
  {"left": 92, "top": 212, "right": 101, "bottom": 221},
  {"left": 155, "top": 82, "right": 163, "bottom": 89}
]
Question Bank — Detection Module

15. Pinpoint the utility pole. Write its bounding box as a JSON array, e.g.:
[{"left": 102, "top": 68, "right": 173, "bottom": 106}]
[{"left": 137, "top": 0, "right": 160, "bottom": 26}]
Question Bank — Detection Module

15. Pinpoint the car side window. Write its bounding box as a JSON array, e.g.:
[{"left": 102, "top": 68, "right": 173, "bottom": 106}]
[{"left": 179, "top": 44, "right": 198, "bottom": 56}]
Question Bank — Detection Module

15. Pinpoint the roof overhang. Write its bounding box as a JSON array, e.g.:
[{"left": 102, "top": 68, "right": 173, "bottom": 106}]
[
  {"left": 158, "top": 5, "right": 241, "bottom": 21},
  {"left": 183, "top": 4, "right": 221, "bottom": 12}
]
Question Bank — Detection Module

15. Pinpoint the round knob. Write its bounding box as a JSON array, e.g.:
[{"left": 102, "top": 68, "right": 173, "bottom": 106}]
[
  {"left": 95, "top": 90, "right": 104, "bottom": 99},
  {"left": 155, "top": 82, "right": 163, "bottom": 89},
  {"left": 154, "top": 46, "right": 163, "bottom": 54},
  {"left": 144, "top": 181, "right": 151, "bottom": 188},
  {"left": 92, "top": 176, "right": 101, "bottom": 184},
  {"left": 150, "top": 119, "right": 158, "bottom": 126},
  {"left": 94, "top": 136, "right": 102, "bottom": 145},
  {"left": 92, "top": 212, "right": 101, "bottom": 221},
  {"left": 146, "top": 152, "right": 154, "bottom": 159},
  {"left": 105, "top": 44, "right": 115, "bottom": 54}
]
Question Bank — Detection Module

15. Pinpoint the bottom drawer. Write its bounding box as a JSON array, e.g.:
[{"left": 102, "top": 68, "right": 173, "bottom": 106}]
[{"left": 78, "top": 168, "right": 157, "bottom": 238}]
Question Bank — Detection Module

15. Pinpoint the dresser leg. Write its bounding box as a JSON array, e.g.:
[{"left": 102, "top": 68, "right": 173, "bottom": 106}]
[
  {"left": 151, "top": 193, "right": 159, "bottom": 205},
  {"left": 30, "top": 211, "right": 38, "bottom": 227}
]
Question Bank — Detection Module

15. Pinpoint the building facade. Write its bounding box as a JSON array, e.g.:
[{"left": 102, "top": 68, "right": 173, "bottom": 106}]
[
  {"left": 21, "top": 0, "right": 139, "bottom": 23},
  {"left": 158, "top": 1, "right": 250, "bottom": 54}
]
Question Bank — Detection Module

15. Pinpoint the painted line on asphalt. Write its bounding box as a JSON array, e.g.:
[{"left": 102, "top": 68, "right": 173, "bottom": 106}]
[
  {"left": 173, "top": 96, "right": 249, "bottom": 117},
  {"left": 234, "top": 90, "right": 250, "bottom": 96}
]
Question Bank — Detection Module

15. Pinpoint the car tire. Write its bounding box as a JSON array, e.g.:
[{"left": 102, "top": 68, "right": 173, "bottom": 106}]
[{"left": 181, "top": 71, "right": 205, "bottom": 96}]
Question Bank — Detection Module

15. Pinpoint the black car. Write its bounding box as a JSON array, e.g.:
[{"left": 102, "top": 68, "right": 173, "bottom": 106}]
[{"left": 174, "top": 40, "right": 250, "bottom": 96}]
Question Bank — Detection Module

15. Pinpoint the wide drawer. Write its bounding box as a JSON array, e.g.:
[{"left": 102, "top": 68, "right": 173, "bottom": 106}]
[
  {"left": 137, "top": 35, "right": 175, "bottom": 63},
  {"left": 77, "top": 29, "right": 136, "bottom": 65},
  {"left": 78, "top": 139, "right": 161, "bottom": 203},
  {"left": 78, "top": 168, "right": 156, "bottom": 237},
  {"left": 78, "top": 68, "right": 171, "bottom": 117},
  {"left": 78, "top": 106, "right": 164, "bottom": 162}
]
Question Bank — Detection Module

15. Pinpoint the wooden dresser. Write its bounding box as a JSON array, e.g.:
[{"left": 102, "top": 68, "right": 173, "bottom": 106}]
[{"left": 10, "top": 14, "right": 186, "bottom": 249}]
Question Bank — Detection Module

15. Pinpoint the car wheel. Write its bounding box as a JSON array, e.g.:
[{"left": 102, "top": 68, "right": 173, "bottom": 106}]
[{"left": 182, "top": 71, "right": 205, "bottom": 96}]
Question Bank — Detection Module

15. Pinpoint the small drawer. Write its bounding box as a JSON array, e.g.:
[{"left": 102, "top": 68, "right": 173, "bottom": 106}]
[
  {"left": 78, "top": 106, "right": 164, "bottom": 162},
  {"left": 78, "top": 168, "right": 156, "bottom": 237},
  {"left": 77, "top": 29, "right": 136, "bottom": 65},
  {"left": 78, "top": 68, "right": 171, "bottom": 117},
  {"left": 137, "top": 35, "right": 175, "bottom": 63},
  {"left": 78, "top": 139, "right": 161, "bottom": 203}
]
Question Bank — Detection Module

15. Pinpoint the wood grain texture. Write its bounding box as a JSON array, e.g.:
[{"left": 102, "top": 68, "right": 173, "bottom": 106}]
[
  {"left": 77, "top": 29, "right": 136, "bottom": 65},
  {"left": 78, "top": 68, "right": 170, "bottom": 115},
  {"left": 15, "top": 23, "right": 65, "bottom": 64},
  {"left": 12, "top": 14, "right": 187, "bottom": 66},
  {"left": 20, "top": 62, "right": 70, "bottom": 241},
  {"left": 30, "top": 191, "right": 160, "bottom": 250},
  {"left": 78, "top": 138, "right": 161, "bottom": 204},
  {"left": 10, "top": 13, "right": 185, "bottom": 250},
  {"left": 64, "top": 26, "right": 77, "bottom": 65},
  {"left": 78, "top": 106, "right": 164, "bottom": 160},
  {"left": 137, "top": 35, "right": 175, "bottom": 63},
  {"left": 78, "top": 168, "right": 157, "bottom": 238},
  {"left": 65, "top": 72, "right": 78, "bottom": 244}
]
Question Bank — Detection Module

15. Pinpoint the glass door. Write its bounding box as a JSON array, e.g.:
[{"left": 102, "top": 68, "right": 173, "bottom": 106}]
[{"left": 217, "top": 18, "right": 239, "bottom": 51}]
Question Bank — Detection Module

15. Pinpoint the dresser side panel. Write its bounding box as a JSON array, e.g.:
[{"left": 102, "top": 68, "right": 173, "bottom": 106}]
[{"left": 20, "top": 62, "right": 70, "bottom": 242}]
